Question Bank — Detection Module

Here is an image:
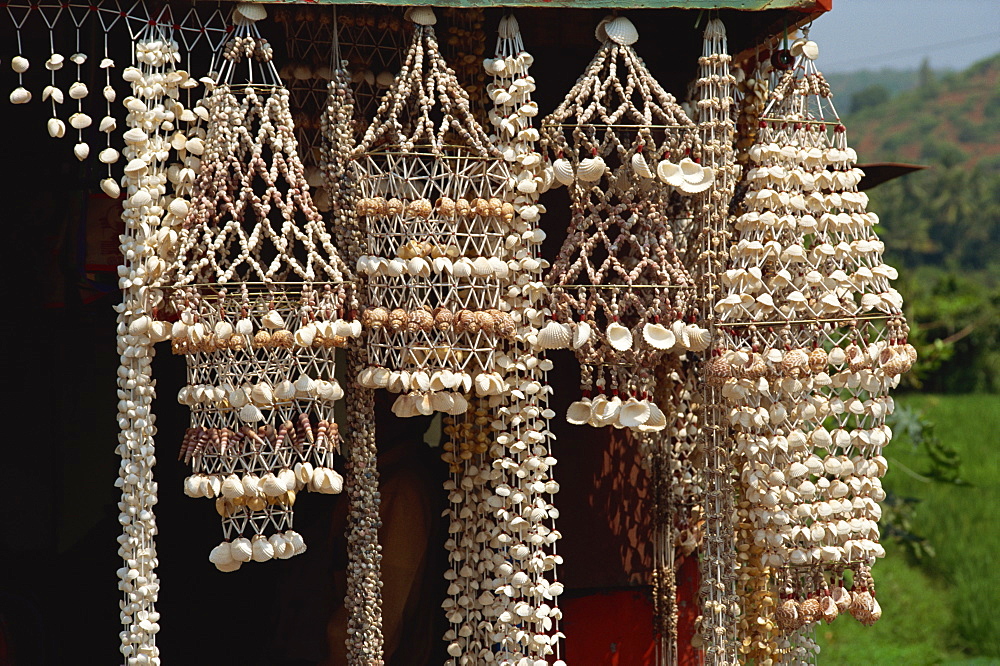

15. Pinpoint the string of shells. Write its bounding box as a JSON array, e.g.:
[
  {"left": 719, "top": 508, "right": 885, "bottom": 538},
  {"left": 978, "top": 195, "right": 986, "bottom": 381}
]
[
  {"left": 353, "top": 7, "right": 517, "bottom": 418},
  {"left": 114, "top": 26, "right": 189, "bottom": 666},
  {"left": 712, "top": 35, "right": 912, "bottom": 660},
  {"left": 156, "top": 9, "right": 356, "bottom": 569},
  {"left": 689, "top": 19, "right": 742, "bottom": 665},
  {"left": 540, "top": 15, "right": 708, "bottom": 432}
]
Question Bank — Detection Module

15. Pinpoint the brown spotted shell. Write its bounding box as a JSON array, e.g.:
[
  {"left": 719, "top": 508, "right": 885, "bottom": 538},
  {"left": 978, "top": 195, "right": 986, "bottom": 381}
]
[
  {"left": 473, "top": 310, "right": 495, "bottom": 335},
  {"left": 406, "top": 198, "right": 432, "bottom": 219},
  {"left": 436, "top": 196, "right": 456, "bottom": 216},
  {"left": 849, "top": 589, "right": 874, "bottom": 624},
  {"left": 775, "top": 598, "right": 801, "bottom": 632},
  {"left": 500, "top": 201, "right": 515, "bottom": 221},
  {"left": 271, "top": 329, "right": 294, "bottom": 349},
  {"left": 408, "top": 308, "right": 435, "bottom": 333},
  {"left": 473, "top": 197, "right": 491, "bottom": 217},
  {"left": 369, "top": 197, "right": 387, "bottom": 216},
  {"left": 228, "top": 334, "right": 246, "bottom": 351},
  {"left": 386, "top": 197, "right": 404, "bottom": 216},
  {"left": 846, "top": 343, "right": 867, "bottom": 371},
  {"left": 455, "top": 198, "right": 472, "bottom": 218},
  {"left": 388, "top": 308, "right": 407, "bottom": 333},
  {"left": 492, "top": 310, "right": 516, "bottom": 337},
  {"left": 831, "top": 585, "right": 852, "bottom": 612},
  {"left": 706, "top": 355, "right": 732, "bottom": 384},
  {"left": 455, "top": 309, "right": 477, "bottom": 334},
  {"left": 745, "top": 352, "right": 767, "bottom": 379},
  {"left": 799, "top": 597, "right": 821, "bottom": 625},
  {"left": 433, "top": 307, "right": 454, "bottom": 331},
  {"left": 362, "top": 306, "right": 389, "bottom": 329},
  {"left": 487, "top": 197, "right": 504, "bottom": 216},
  {"left": 809, "top": 346, "right": 828, "bottom": 373},
  {"left": 781, "top": 348, "right": 810, "bottom": 375},
  {"left": 253, "top": 330, "right": 272, "bottom": 348},
  {"left": 820, "top": 595, "right": 839, "bottom": 623}
]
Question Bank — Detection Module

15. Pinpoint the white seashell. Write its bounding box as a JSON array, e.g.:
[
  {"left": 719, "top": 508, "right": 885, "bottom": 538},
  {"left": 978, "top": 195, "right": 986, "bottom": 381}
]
[
  {"left": 631, "top": 151, "right": 654, "bottom": 179},
  {"left": 656, "top": 160, "right": 682, "bottom": 187},
  {"left": 294, "top": 375, "right": 317, "bottom": 398},
  {"left": 68, "top": 81, "right": 89, "bottom": 99},
  {"left": 677, "top": 158, "right": 714, "bottom": 193},
  {"left": 598, "top": 15, "right": 639, "bottom": 46},
  {"left": 404, "top": 6, "right": 436, "bottom": 25},
  {"left": 99, "top": 147, "right": 119, "bottom": 164},
  {"left": 606, "top": 322, "right": 634, "bottom": 352},
  {"left": 577, "top": 156, "right": 606, "bottom": 182},
  {"left": 251, "top": 536, "right": 274, "bottom": 562},
  {"left": 618, "top": 398, "right": 651, "bottom": 428},
  {"left": 552, "top": 158, "right": 575, "bottom": 186},
  {"left": 642, "top": 322, "right": 675, "bottom": 350},
  {"left": 10, "top": 56, "right": 29, "bottom": 74},
  {"left": 250, "top": 382, "right": 273, "bottom": 406},
  {"left": 69, "top": 113, "right": 92, "bottom": 130},
  {"left": 102, "top": 85, "right": 116, "bottom": 103},
  {"left": 534, "top": 320, "right": 571, "bottom": 350},
  {"left": 572, "top": 321, "right": 592, "bottom": 349},
  {"left": 209, "top": 542, "right": 235, "bottom": 567},
  {"left": 262, "top": 310, "right": 284, "bottom": 329},
  {"left": 73, "top": 142, "right": 89, "bottom": 161},
  {"left": 316, "top": 379, "right": 343, "bottom": 402},
  {"left": 239, "top": 403, "right": 263, "bottom": 422},
  {"left": 261, "top": 472, "right": 287, "bottom": 497},
  {"left": 42, "top": 86, "right": 63, "bottom": 104},
  {"left": 100, "top": 178, "right": 120, "bottom": 198},
  {"left": 47, "top": 118, "right": 66, "bottom": 138},
  {"left": 566, "top": 399, "right": 592, "bottom": 425},
  {"left": 234, "top": 2, "right": 267, "bottom": 21},
  {"left": 229, "top": 537, "right": 253, "bottom": 563},
  {"left": 9, "top": 87, "right": 31, "bottom": 104},
  {"left": 123, "top": 128, "right": 147, "bottom": 144}
]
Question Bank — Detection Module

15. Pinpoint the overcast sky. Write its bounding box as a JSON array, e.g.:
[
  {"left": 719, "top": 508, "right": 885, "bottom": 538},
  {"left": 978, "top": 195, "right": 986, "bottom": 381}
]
[{"left": 807, "top": 0, "right": 1000, "bottom": 73}]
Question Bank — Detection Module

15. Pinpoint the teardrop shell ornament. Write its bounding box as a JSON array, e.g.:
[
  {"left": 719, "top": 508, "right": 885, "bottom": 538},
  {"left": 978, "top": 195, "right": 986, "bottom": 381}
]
[{"left": 606, "top": 322, "right": 634, "bottom": 352}]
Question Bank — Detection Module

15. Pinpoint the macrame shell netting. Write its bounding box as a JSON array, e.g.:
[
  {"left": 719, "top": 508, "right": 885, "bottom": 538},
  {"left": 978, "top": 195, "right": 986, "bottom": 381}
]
[
  {"left": 541, "top": 18, "right": 707, "bottom": 430},
  {"left": 710, "top": 38, "right": 912, "bottom": 660},
  {"left": 353, "top": 13, "right": 517, "bottom": 416},
  {"left": 162, "top": 16, "right": 356, "bottom": 569}
]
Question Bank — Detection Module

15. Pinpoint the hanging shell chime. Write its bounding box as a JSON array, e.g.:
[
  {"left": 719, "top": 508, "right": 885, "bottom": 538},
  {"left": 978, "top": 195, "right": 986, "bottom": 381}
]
[
  {"left": 711, "top": 33, "right": 912, "bottom": 660},
  {"left": 161, "top": 7, "right": 356, "bottom": 571},
  {"left": 541, "top": 15, "right": 710, "bottom": 432},
  {"left": 352, "top": 7, "right": 517, "bottom": 418}
]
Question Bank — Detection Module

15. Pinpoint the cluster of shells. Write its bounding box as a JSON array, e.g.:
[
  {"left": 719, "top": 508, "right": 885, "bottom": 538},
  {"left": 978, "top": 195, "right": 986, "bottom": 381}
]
[
  {"left": 168, "top": 310, "right": 361, "bottom": 355},
  {"left": 361, "top": 306, "right": 516, "bottom": 337}
]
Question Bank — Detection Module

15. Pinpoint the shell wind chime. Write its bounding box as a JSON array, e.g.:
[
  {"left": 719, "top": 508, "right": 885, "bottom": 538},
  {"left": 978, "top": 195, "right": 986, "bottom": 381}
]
[
  {"left": 440, "top": 15, "right": 565, "bottom": 665},
  {"left": 163, "top": 4, "right": 357, "bottom": 571},
  {"left": 353, "top": 6, "right": 516, "bottom": 418},
  {"left": 541, "top": 15, "right": 710, "bottom": 432},
  {"left": 711, "top": 33, "right": 913, "bottom": 660}
]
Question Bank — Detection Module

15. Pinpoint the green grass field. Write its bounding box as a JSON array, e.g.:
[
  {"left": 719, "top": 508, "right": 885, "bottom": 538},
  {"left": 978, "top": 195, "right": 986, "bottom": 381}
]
[{"left": 816, "top": 394, "right": 1000, "bottom": 664}]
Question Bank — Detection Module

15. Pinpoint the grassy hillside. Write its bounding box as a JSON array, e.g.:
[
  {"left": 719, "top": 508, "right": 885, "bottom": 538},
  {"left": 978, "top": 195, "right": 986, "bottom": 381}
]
[
  {"left": 836, "top": 53, "right": 1000, "bottom": 392},
  {"left": 844, "top": 53, "right": 1000, "bottom": 170}
]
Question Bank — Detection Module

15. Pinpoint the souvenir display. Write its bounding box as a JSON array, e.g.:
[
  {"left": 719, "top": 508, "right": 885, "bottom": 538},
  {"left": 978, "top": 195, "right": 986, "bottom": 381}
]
[
  {"left": 0, "top": 4, "right": 921, "bottom": 663},
  {"left": 541, "top": 15, "right": 710, "bottom": 433}
]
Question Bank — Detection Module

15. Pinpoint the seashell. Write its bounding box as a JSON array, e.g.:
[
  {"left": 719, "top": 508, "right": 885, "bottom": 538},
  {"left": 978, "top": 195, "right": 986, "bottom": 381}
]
[
  {"left": 536, "top": 321, "right": 572, "bottom": 350},
  {"left": 210, "top": 543, "right": 238, "bottom": 570},
  {"left": 642, "top": 322, "right": 675, "bottom": 350},
  {"left": 73, "top": 142, "right": 89, "bottom": 161},
  {"left": 618, "top": 398, "right": 651, "bottom": 428},
  {"left": 404, "top": 6, "right": 436, "bottom": 25},
  {"left": 606, "top": 322, "right": 633, "bottom": 352},
  {"left": 234, "top": 2, "right": 267, "bottom": 21},
  {"left": 552, "top": 158, "right": 575, "bottom": 186},
  {"left": 631, "top": 151, "right": 654, "bottom": 179},
  {"left": 262, "top": 310, "right": 284, "bottom": 329},
  {"left": 70, "top": 115, "right": 93, "bottom": 131},
  {"left": 47, "top": 118, "right": 66, "bottom": 139},
  {"left": 656, "top": 160, "right": 683, "bottom": 187},
  {"left": 577, "top": 155, "right": 606, "bottom": 182},
  {"left": 239, "top": 403, "right": 263, "bottom": 422},
  {"left": 70, "top": 52, "right": 87, "bottom": 65},
  {"left": 9, "top": 87, "right": 31, "bottom": 104},
  {"left": 251, "top": 536, "right": 274, "bottom": 562},
  {"left": 42, "top": 86, "right": 63, "bottom": 104},
  {"left": 294, "top": 374, "right": 317, "bottom": 398},
  {"left": 572, "top": 321, "right": 592, "bottom": 349},
  {"left": 10, "top": 56, "right": 29, "bottom": 73},
  {"left": 598, "top": 15, "right": 639, "bottom": 46},
  {"left": 123, "top": 128, "right": 147, "bottom": 144},
  {"left": 591, "top": 395, "right": 622, "bottom": 427},
  {"left": 676, "top": 158, "right": 714, "bottom": 194},
  {"left": 68, "top": 81, "right": 89, "bottom": 99},
  {"left": 101, "top": 178, "right": 120, "bottom": 198},
  {"left": 566, "top": 399, "right": 592, "bottom": 425},
  {"left": 45, "top": 53, "right": 64, "bottom": 71},
  {"left": 229, "top": 537, "right": 253, "bottom": 563}
]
